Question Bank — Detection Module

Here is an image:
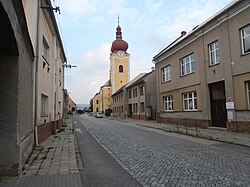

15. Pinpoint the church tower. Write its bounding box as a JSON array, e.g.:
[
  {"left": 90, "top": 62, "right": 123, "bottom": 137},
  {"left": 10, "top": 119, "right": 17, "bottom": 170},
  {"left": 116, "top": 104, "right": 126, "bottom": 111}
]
[{"left": 110, "top": 17, "right": 130, "bottom": 94}]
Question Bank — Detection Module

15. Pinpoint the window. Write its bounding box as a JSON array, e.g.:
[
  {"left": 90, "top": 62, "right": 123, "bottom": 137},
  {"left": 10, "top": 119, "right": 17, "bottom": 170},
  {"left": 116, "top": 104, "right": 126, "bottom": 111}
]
[
  {"left": 140, "top": 102, "right": 145, "bottom": 113},
  {"left": 241, "top": 25, "right": 250, "bottom": 54},
  {"left": 183, "top": 91, "right": 197, "bottom": 111},
  {"left": 180, "top": 53, "right": 195, "bottom": 76},
  {"left": 133, "top": 88, "right": 137, "bottom": 98},
  {"left": 129, "top": 90, "right": 132, "bottom": 98},
  {"left": 58, "top": 101, "right": 61, "bottom": 115},
  {"left": 42, "top": 37, "right": 50, "bottom": 62},
  {"left": 41, "top": 94, "right": 48, "bottom": 116},
  {"left": 132, "top": 103, "right": 138, "bottom": 113},
  {"left": 96, "top": 100, "right": 99, "bottom": 104},
  {"left": 59, "top": 68, "right": 62, "bottom": 86},
  {"left": 162, "top": 65, "right": 171, "bottom": 82},
  {"left": 119, "top": 65, "right": 124, "bottom": 73},
  {"left": 164, "top": 96, "right": 173, "bottom": 111},
  {"left": 209, "top": 41, "right": 220, "bottom": 65},
  {"left": 246, "top": 81, "right": 250, "bottom": 109},
  {"left": 140, "top": 85, "right": 145, "bottom": 95}
]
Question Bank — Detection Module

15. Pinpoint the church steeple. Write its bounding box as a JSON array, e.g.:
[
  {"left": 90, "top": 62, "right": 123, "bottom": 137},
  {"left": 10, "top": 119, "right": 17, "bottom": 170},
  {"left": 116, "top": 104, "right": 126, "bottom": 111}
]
[
  {"left": 111, "top": 16, "right": 128, "bottom": 53},
  {"left": 116, "top": 15, "right": 122, "bottom": 39}
]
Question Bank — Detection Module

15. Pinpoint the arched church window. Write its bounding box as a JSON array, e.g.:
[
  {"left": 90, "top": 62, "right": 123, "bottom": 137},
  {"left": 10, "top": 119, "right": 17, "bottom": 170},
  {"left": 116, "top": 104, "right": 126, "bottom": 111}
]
[{"left": 119, "top": 65, "right": 123, "bottom": 73}]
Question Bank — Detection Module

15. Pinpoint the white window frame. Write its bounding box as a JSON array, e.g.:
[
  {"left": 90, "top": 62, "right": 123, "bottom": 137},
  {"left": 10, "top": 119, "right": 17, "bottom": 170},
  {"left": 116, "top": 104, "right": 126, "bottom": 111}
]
[
  {"left": 209, "top": 41, "right": 220, "bottom": 65},
  {"left": 183, "top": 91, "right": 197, "bottom": 111},
  {"left": 162, "top": 65, "right": 171, "bottom": 82},
  {"left": 246, "top": 81, "right": 250, "bottom": 109},
  {"left": 180, "top": 53, "right": 195, "bottom": 76},
  {"left": 41, "top": 94, "right": 48, "bottom": 116},
  {"left": 164, "top": 96, "right": 173, "bottom": 111},
  {"left": 241, "top": 25, "right": 250, "bottom": 55}
]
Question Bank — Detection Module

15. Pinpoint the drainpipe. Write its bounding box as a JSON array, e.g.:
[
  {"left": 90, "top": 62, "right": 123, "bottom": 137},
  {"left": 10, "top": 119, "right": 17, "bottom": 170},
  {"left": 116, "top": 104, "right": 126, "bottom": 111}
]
[{"left": 34, "top": 0, "right": 40, "bottom": 146}]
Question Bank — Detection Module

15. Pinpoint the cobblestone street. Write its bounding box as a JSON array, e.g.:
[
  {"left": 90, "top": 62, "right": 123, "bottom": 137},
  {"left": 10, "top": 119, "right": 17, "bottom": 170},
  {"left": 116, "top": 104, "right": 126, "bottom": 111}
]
[{"left": 76, "top": 115, "right": 250, "bottom": 187}]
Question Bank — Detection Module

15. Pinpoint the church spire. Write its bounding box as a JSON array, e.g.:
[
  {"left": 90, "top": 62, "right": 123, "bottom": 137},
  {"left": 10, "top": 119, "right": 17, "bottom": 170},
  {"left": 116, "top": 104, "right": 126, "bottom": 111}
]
[{"left": 116, "top": 15, "right": 122, "bottom": 40}]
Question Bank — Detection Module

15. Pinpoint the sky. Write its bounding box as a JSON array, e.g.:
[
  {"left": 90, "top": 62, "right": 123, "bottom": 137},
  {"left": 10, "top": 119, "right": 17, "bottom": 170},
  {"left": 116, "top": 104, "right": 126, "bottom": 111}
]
[{"left": 52, "top": 0, "right": 232, "bottom": 104}]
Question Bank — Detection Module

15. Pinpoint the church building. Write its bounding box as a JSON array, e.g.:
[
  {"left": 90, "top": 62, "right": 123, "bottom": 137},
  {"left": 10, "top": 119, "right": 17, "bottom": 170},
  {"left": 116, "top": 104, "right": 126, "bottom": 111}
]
[{"left": 93, "top": 18, "right": 130, "bottom": 113}]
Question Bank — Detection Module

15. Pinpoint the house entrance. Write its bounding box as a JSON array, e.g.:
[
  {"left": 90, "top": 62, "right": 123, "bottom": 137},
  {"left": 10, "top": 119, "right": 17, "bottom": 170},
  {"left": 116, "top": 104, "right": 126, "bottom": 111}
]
[{"left": 209, "top": 81, "right": 227, "bottom": 128}]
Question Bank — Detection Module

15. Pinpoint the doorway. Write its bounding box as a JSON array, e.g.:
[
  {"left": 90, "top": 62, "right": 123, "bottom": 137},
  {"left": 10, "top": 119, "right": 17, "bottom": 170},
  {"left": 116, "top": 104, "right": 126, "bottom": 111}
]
[{"left": 209, "top": 81, "right": 227, "bottom": 128}]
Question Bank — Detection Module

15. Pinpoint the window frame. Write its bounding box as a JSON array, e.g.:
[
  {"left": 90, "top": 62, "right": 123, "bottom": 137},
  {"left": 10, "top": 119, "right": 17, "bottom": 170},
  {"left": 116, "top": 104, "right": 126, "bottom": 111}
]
[
  {"left": 161, "top": 65, "right": 171, "bottom": 83},
  {"left": 180, "top": 53, "right": 195, "bottom": 76},
  {"left": 41, "top": 93, "right": 48, "bottom": 117},
  {"left": 140, "top": 85, "right": 145, "bottom": 96},
  {"left": 240, "top": 24, "right": 250, "bottom": 55},
  {"left": 183, "top": 91, "right": 198, "bottom": 111},
  {"left": 246, "top": 81, "right": 250, "bottom": 109},
  {"left": 163, "top": 95, "right": 173, "bottom": 111},
  {"left": 208, "top": 40, "right": 220, "bottom": 66}
]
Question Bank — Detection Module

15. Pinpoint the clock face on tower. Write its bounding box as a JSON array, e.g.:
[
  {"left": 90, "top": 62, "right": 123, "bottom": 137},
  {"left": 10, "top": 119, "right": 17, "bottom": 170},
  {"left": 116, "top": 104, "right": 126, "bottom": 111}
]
[{"left": 117, "top": 51, "right": 125, "bottom": 57}]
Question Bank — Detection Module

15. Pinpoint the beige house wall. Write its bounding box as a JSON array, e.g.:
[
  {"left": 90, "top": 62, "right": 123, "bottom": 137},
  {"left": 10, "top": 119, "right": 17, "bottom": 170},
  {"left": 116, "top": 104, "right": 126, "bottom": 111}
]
[
  {"left": 24, "top": 0, "right": 66, "bottom": 143},
  {"left": 154, "top": 0, "right": 250, "bottom": 132}
]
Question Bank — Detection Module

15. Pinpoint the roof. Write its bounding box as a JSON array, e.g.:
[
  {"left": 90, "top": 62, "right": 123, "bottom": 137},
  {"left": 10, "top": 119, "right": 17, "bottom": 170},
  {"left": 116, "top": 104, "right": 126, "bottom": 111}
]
[
  {"left": 153, "top": 0, "right": 241, "bottom": 62},
  {"left": 125, "top": 73, "right": 147, "bottom": 89},
  {"left": 112, "top": 84, "right": 127, "bottom": 96},
  {"left": 101, "top": 79, "right": 111, "bottom": 87}
]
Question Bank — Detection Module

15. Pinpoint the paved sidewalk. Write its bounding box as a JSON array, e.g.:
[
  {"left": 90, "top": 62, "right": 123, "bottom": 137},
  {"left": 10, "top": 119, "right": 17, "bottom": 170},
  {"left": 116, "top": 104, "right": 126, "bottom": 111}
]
[
  {"left": 112, "top": 117, "right": 250, "bottom": 147},
  {"left": 0, "top": 118, "right": 83, "bottom": 187}
]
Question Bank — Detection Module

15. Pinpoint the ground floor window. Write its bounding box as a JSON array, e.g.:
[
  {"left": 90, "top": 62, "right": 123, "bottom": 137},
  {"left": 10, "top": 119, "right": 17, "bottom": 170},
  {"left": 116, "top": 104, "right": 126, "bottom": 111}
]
[
  {"left": 132, "top": 103, "right": 138, "bottom": 113},
  {"left": 41, "top": 94, "right": 48, "bottom": 116},
  {"left": 140, "top": 102, "right": 145, "bottom": 113},
  {"left": 246, "top": 81, "right": 250, "bottom": 109},
  {"left": 183, "top": 91, "right": 197, "bottom": 111},
  {"left": 163, "top": 96, "right": 173, "bottom": 111}
]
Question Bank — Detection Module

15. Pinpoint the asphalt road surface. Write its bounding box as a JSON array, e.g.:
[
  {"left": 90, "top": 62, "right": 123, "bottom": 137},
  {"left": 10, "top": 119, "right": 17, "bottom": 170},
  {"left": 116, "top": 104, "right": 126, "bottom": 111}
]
[{"left": 74, "top": 115, "right": 250, "bottom": 187}]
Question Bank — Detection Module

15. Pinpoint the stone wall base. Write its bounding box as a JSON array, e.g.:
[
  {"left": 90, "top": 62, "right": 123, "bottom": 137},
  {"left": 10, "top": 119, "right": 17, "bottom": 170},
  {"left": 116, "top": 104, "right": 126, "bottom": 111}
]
[
  {"left": 157, "top": 116, "right": 210, "bottom": 129},
  {"left": 227, "top": 121, "right": 250, "bottom": 133},
  {"left": 37, "top": 118, "right": 63, "bottom": 144}
]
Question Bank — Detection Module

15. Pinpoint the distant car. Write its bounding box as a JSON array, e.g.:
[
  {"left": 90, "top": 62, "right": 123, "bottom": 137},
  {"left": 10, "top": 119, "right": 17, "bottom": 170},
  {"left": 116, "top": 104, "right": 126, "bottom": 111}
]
[{"left": 95, "top": 112, "right": 104, "bottom": 118}]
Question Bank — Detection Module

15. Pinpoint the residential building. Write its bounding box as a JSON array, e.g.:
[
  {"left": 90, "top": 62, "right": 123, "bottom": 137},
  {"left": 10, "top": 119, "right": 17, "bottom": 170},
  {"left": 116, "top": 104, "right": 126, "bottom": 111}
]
[
  {"left": 153, "top": 0, "right": 250, "bottom": 133},
  {"left": 125, "top": 71, "right": 157, "bottom": 120},
  {"left": 23, "top": 0, "right": 67, "bottom": 143},
  {"left": 0, "top": 0, "right": 34, "bottom": 176},
  {"left": 67, "top": 96, "right": 77, "bottom": 114},
  {"left": 112, "top": 85, "right": 127, "bottom": 117},
  {"left": 93, "top": 18, "right": 130, "bottom": 111}
]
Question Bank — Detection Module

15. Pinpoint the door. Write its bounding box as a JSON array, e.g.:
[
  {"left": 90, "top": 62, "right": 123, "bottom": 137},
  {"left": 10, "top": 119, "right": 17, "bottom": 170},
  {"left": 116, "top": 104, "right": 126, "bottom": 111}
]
[{"left": 209, "top": 82, "right": 227, "bottom": 127}]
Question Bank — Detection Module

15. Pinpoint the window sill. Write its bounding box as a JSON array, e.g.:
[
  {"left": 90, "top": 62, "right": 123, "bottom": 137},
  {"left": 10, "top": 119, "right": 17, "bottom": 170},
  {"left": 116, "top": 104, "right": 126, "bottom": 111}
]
[
  {"left": 241, "top": 52, "right": 250, "bottom": 56},
  {"left": 161, "top": 80, "right": 171, "bottom": 84},
  {"left": 180, "top": 71, "right": 195, "bottom": 77},
  {"left": 209, "top": 62, "right": 220, "bottom": 67},
  {"left": 41, "top": 114, "right": 48, "bottom": 117}
]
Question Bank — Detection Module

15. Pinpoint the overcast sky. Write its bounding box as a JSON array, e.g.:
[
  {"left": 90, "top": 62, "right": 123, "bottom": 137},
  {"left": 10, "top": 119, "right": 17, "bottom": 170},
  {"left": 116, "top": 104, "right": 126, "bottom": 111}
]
[{"left": 53, "top": 0, "right": 232, "bottom": 104}]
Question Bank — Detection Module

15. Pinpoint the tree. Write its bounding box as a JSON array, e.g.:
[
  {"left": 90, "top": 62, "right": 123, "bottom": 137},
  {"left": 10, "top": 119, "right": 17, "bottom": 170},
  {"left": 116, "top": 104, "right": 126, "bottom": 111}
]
[{"left": 89, "top": 98, "right": 93, "bottom": 112}]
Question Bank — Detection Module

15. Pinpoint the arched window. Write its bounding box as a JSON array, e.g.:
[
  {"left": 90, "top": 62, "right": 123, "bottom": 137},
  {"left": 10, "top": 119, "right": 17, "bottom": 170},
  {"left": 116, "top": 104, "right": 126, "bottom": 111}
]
[{"left": 119, "top": 65, "right": 123, "bottom": 73}]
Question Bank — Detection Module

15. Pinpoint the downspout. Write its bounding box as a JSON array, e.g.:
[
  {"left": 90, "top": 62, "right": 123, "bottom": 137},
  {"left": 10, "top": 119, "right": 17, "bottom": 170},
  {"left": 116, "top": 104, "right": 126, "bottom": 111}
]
[{"left": 34, "top": 0, "right": 40, "bottom": 146}]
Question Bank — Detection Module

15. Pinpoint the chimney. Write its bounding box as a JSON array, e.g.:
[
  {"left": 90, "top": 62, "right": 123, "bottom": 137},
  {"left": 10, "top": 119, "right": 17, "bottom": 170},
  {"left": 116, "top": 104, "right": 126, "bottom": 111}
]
[{"left": 181, "top": 31, "right": 187, "bottom": 37}]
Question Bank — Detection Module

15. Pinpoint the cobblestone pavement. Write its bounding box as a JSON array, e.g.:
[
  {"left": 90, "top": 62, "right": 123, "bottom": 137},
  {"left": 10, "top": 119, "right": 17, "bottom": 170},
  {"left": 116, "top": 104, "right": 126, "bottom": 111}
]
[
  {"left": 76, "top": 115, "right": 250, "bottom": 187},
  {"left": 0, "top": 118, "right": 83, "bottom": 187},
  {"left": 117, "top": 118, "right": 250, "bottom": 147}
]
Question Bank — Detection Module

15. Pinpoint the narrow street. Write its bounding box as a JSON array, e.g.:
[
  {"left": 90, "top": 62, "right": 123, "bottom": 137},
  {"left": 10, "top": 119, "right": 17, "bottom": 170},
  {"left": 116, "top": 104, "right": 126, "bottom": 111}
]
[{"left": 75, "top": 115, "right": 250, "bottom": 187}]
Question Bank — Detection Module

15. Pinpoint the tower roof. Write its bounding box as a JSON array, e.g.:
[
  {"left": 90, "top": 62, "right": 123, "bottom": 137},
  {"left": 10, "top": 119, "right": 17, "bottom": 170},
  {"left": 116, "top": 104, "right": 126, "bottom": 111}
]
[{"left": 111, "top": 16, "right": 128, "bottom": 53}]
